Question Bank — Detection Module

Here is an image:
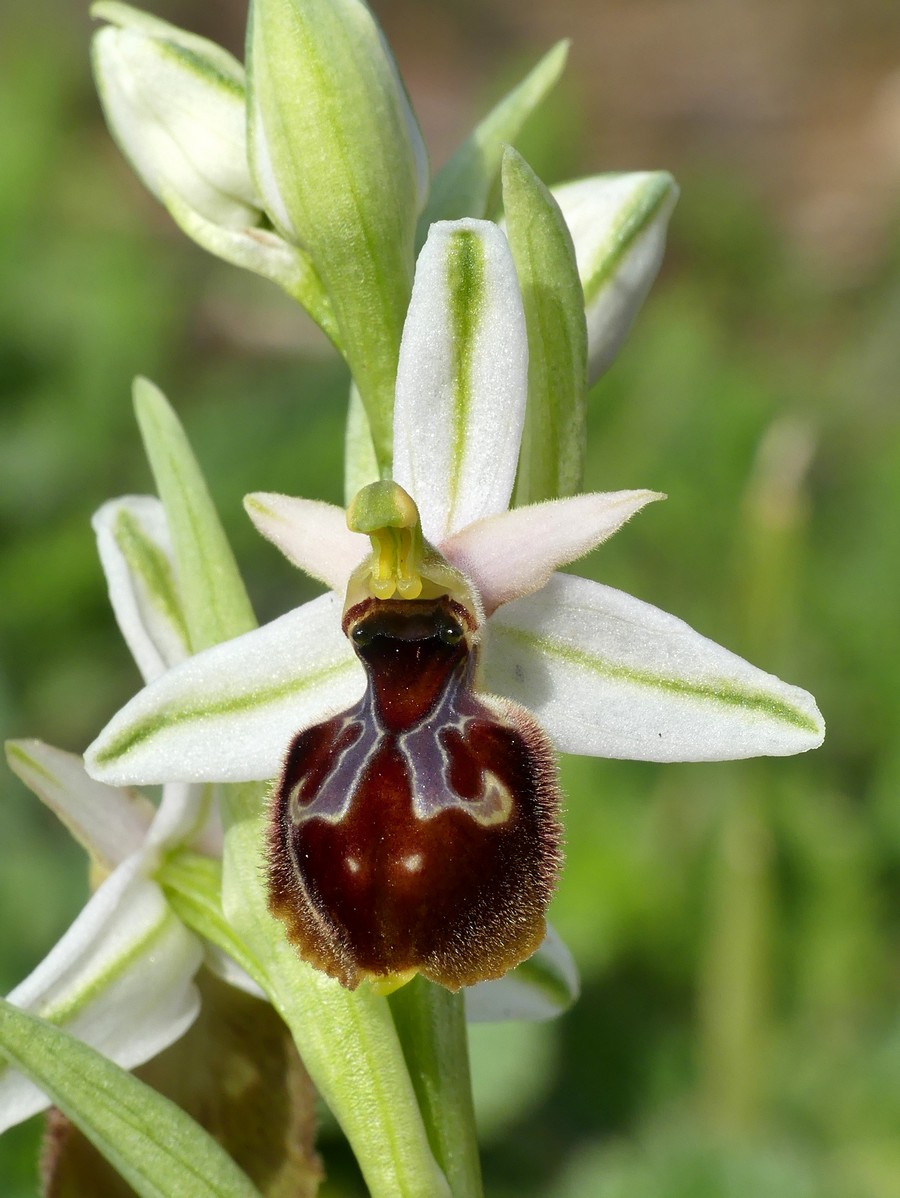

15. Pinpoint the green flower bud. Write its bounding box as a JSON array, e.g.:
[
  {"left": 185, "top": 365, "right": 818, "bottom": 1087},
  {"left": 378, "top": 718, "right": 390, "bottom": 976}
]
[{"left": 248, "top": 0, "right": 429, "bottom": 472}]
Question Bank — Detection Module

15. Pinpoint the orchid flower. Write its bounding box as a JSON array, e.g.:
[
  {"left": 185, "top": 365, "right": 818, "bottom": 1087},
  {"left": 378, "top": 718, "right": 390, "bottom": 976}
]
[
  {"left": 85, "top": 219, "right": 825, "bottom": 996},
  {"left": 0, "top": 498, "right": 226, "bottom": 1133},
  {"left": 1, "top": 482, "right": 583, "bottom": 1142}
]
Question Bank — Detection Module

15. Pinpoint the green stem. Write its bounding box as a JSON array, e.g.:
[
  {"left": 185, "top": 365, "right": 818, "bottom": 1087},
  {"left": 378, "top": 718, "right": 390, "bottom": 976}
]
[{"left": 390, "top": 979, "right": 483, "bottom": 1198}]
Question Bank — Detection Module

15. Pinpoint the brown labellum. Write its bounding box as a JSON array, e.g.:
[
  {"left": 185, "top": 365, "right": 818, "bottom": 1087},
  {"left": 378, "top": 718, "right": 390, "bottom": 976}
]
[{"left": 267, "top": 595, "right": 562, "bottom": 991}]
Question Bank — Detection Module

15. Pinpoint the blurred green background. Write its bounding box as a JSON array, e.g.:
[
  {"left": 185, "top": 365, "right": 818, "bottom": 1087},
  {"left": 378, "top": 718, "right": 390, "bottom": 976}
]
[{"left": 2, "top": 0, "right": 899, "bottom": 1194}]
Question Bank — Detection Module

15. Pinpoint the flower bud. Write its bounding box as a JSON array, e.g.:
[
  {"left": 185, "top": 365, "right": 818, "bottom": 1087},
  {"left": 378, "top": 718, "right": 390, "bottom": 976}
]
[
  {"left": 248, "top": 0, "right": 429, "bottom": 471},
  {"left": 552, "top": 172, "right": 678, "bottom": 383},
  {"left": 92, "top": 1, "right": 261, "bottom": 229}
]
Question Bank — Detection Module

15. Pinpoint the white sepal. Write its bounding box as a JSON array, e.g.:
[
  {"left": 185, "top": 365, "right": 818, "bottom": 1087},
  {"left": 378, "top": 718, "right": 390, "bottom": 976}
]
[
  {"left": 93, "top": 496, "right": 190, "bottom": 684},
  {"left": 5, "top": 740, "right": 154, "bottom": 872},
  {"left": 86, "top": 592, "right": 363, "bottom": 785},
  {"left": 0, "top": 858, "right": 202, "bottom": 1131},
  {"left": 485, "top": 573, "right": 825, "bottom": 761},
  {"left": 465, "top": 925, "right": 579, "bottom": 1022},
  {"left": 394, "top": 219, "right": 529, "bottom": 543},
  {"left": 92, "top": 6, "right": 260, "bottom": 229},
  {"left": 553, "top": 172, "right": 678, "bottom": 383}
]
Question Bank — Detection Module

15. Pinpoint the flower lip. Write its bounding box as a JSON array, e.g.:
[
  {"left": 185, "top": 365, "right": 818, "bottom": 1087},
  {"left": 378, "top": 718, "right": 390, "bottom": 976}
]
[{"left": 267, "top": 589, "right": 563, "bottom": 992}]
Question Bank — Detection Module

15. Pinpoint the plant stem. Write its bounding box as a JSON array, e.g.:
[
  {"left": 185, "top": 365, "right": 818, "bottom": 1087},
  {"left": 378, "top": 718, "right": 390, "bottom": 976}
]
[{"left": 390, "top": 979, "right": 483, "bottom": 1198}]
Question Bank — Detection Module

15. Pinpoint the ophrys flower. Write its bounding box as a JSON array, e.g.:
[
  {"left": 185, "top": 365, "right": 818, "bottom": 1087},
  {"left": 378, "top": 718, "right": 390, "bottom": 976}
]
[{"left": 85, "top": 219, "right": 824, "bottom": 994}]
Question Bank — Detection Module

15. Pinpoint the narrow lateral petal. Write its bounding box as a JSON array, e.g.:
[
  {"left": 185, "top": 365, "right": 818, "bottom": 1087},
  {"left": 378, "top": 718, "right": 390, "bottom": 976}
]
[
  {"left": 485, "top": 573, "right": 825, "bottom": 761},
  {"left": 5, "top": 740, "right": 154, "bottom": 872},
  {"left": 93, "top": 496, "right": 190, "bottom": 683},
  {"left": 442, "top": 490, "right": 663, "bottom": 615},
  {"left": 553, "top": 172, "right": 678, "bottom": 383},
  {"left": 393, "top": 219, "right": 528, "bottom": 543},
  {"left": 244, "top": 493, "right": 366, "bottom": 593},
  {"left": 0, "top": 859, "right": 201, "bottom": 1131},
  {"left": 85, "top": 593, "right": 363, "bottom": 786},
  {"left": 464, "top": 924, "right": 579, "bottom": 1022}
]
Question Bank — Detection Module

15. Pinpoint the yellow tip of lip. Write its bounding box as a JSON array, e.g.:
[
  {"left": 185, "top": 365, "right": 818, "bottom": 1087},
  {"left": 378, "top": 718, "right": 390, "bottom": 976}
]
[{"left": 365, "top": 968, "right": 418, "bottom": 996}]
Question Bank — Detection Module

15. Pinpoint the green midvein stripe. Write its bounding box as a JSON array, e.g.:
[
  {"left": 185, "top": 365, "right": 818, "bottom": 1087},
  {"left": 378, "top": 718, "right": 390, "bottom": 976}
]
[
  {"left": 500, "top": 625, "right": 818, "bottom": 733},
  {"left": 582, "top": 175, "right": 672, "bottom": 304},
  {"left": 5, "top": 743, "right": 57, "bottom": 787},
  {"left": 114, "top": 509, "right": 190, "bottom": 653},
  {"left": 447, "top": 229, "right": 485, "bottom": 516},
  {"left": 40, "top": 910, "right": 175, "bottom": 1027},
  {"left": 94, "top": 656, "right": 357, "bottom": 765},
  {"left": 159, "top": 41, "right": 245, "bottom": 97},
  {"left": 514, "top": 957, "right": 572, "bottom": 1007}
]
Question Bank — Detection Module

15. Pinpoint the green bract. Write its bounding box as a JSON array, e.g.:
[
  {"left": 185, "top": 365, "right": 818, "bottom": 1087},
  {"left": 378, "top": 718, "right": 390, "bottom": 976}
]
[
  {"left": 0, "top": 998, "right": 262, "bottom": 1198},
  {"left": 502, "top": 147, "right": 588, "bottom": 505},
  {"left": 419, "top": 40, "right": 569, "bottom": 235},
  {"left": 551, "top": 170, "right": 680, "bottom": 382}
]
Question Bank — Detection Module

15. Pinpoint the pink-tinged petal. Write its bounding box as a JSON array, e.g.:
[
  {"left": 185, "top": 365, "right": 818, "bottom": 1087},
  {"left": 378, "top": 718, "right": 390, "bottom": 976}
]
[
  {"left": 93, "top": 496, "right": 190, "bottom": 684},
  {"left": 393, "top": 219, "right": 528, "bottom": 542},
  {"left": 245, "top": 492, "right": 367, "bottom": 592},
  {"left": 0, "top": 858, "right": 202, "bottom": 1131},
  {"left": 442, "top": 490, "right": 663, "bottom": 615},
  {"left": 5, "top": 740, "right": 154, "bottom": 872},
  {"left": 484, "top": 573, "right": 825, "bottom": 762},
  {"left": 85, "top": 593, "right": 363, "bottom": 786}
]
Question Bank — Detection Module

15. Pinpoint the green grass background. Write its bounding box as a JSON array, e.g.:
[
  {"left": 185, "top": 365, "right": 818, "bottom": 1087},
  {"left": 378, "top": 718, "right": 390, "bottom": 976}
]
[{"left": 2, "top": 0, "right": 899, "bottom": 1194}]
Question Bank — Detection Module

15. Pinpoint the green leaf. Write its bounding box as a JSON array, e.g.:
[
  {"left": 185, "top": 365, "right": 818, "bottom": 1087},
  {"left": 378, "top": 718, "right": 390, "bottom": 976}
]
[
  {"left": 502, "top": 147, "right": 587, "bottom": 505},
  {"left": 133, "top": 378, "right": 257, "bottom": 653},
  {"left": 41, "top": 972, "right": 323, "bottom": 1198},
  {"left": 0, "top": 997, "right": 262, "bottom": 1198},
  {"left": 418, "top": 41, "right": 568, "bottom": 239}
]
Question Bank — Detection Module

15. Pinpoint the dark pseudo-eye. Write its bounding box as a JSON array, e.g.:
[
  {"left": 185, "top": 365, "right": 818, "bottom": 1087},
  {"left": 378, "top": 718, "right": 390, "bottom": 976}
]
[{"left": 267, "top": 595, "right": 562, "bottom": 992}]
